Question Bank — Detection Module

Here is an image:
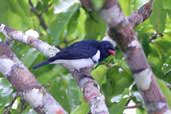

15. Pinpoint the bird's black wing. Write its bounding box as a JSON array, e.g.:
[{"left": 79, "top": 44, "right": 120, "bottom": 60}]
[
  {"left": 49, "top": 40, "right": 99, "bottom": 61},
  {"left": 33, "top": 40, "right": 99, "bottom": 69}
]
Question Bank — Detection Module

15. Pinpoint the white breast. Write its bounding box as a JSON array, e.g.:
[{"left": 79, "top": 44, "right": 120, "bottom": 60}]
[
  {"left": 92, "top": 50, "right": 100, "bottom": 63},
  {"left": 51, "top": 50, "right": 101, "bottom": 70},
  {"left": 52, "top": 58, "right": 94, "bottom": 70}
]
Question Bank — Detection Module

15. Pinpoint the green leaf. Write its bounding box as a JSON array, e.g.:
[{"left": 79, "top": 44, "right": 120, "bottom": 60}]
[
  {"left": 0, "top": 0, "right": 35, "bottom": 30},
  {"left": 48, "top": 74, "right": 81, "bottom": 113},
  {"left": 91, "top": 65, "right": 108, "bottom": 86},
  {"left": 119, "top": 0, "right": 131, "bottom": 15},
  {"left": 168, "top": 10, "right": 171, "bottom": 18},
  {"left": 162, "top": 56, "right": 171, "bottom": 75},
  {"left": 0, "top": 78, "right": 13, "bottom": 107},
  {"left": 150, "top": 0, "right": 167, "bottom": 33},
  {"left": 84, "top": 13, "right": 106, "bottom": 39},
  {"left": 10, "top": 109, "right": 20, "bottom": 114},
  {"left": 65, "top": 8, "right": 87, "bottom": 41},
  {"left": 132, "top": 91, "right": 144, "bottom": 104},
  {"left": 110, "top": 98, "right": 128, "bottom": 114},
  {"left": 91, "top": 0, "right": 105, "bottom": 11},
  {"left": 138, "top": 32, "right": 151, "bottom": 56},
  {"left": 109, "top": 89, "right": 129, "bottom": 114},
  {"left": 157, "top": 79, "right": 171, "bottom": 108},
  {"left": 71, "top": 102, "right": 89, "bottom": 114},
  {"left": 67, "top": 76, "right": 81, "bottom": 111},
  {"left": 102, "top": 63, "right": 133, "bottom": 104},
  {"left": 136, "top": 108, "right": 148, "bottom": 114},
  {"left": 48, "top": 3, "right": 80, "bottom": 45},
  {"left": 163, "top": 0, "right": 171, "bottom": 10},
  {"left": 21, "top": 48, "right": 40, "bottom": 67},
  {"left": 67, "top": 9, "right": 80, "bottom": 36},
  {"left": 0, "top": 78, "right": 13, "bottom": 97},
  {"left": 148, "top": 35, "right": 171, "bottom": 81},
  {"left": 37, "top": 65, "right": 66, "bottom": 84},
  {"left": 105, "top": 66, "right": 132, "bottom": 95},
  {"left": 48, "top": 76, "right": 71, "bottom": 112}
]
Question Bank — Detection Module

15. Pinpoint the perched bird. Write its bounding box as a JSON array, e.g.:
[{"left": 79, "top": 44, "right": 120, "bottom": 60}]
[{"left": 33, "top": 40, "right": 115, "bottom": 70}]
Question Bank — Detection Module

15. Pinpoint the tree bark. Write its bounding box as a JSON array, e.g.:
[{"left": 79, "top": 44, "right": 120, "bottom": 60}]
[
  {"left": 79, "top": 0, "right": 171, "bottom": 114},
  {"left": 0, "top": 43, "right": 67, "bottom": 114}
]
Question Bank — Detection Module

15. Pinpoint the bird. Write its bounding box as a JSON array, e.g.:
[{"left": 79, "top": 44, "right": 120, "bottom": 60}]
[{"left": 33, "top": 40, "right": 115, "bottom": 71}]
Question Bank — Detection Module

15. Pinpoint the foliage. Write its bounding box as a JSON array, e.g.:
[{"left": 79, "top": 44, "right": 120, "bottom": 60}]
[{"left": 0, "top": 0, "right": 171, "bottom": 114}]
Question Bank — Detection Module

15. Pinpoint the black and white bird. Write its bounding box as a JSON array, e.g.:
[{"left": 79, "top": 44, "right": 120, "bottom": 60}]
[{"left": 33, "top": 40, "right": 115, "bottom": 70}]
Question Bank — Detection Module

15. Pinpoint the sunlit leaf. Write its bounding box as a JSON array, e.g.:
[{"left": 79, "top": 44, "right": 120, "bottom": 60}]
[
  {"left": 150, "top": 0, "right": 167, "bottom": 33},
  {"left": 157, "top": 79, "right": 171, "bottom": 108},
  {"left": 91, "top": 65, "right": 108, "bottom": 85},
  {"left": 136, "top": 108, "right": 148, "bottom": 114},
  {"left": 163, "top": 0, "right": 171, "bottom": 10},
  {"left": 84, "top": 12, "right": 106, "bottom": 39},
  {"left": 71, "top": 101, "right": 89, "bottom": 114},
  {"left": 91, "top": 0, "right": 105, "bottom": 11},
  {"left": 21, "top": 48, "right": 40, "bottom": 67},
  {"left": 48, "top": 3, "right": 80, "bottom": 45},
  {"left": 109, "top": 89, "right": 129, "bottom": 114},
  {"left": 119, "top": 0, "right": 131, "bottom": 15}
]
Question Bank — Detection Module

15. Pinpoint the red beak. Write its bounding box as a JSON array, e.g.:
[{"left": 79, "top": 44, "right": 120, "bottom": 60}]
[{"left": 108, "top": 49, "right": 115, "bottom": 55}]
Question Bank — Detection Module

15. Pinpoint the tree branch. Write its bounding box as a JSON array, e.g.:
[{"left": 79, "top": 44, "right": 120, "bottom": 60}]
[
  {"left": 128, "top": 0, "right": 153, "bottom": 27},
  {"left": 73, "top": 69, "right": 109, "bottom": 114},
  {"left": 0, "top": 24, "right": 109, "bottom": 114},
  {"left": 79, "top": 0, "right": 171, "bottom": 114},
  {"left": 0, "top": 43, "right": 67, "bottom": 114},
  {"left": 0, "top": 24, "right": 59, "bottom": 58}
]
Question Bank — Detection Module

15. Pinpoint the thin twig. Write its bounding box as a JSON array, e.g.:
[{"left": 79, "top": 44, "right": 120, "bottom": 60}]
[
  {"left": 149, "top": 32, "right": 163, "bottom": 42},
  {"left": 3, "top": 96, "right": 17, "bottom": 114},
  {"left": 128, "top": 0, "right": 153, "bottom": 27},
  {"left": 28, "top": 0, "right": 47, "bottom": 30}
]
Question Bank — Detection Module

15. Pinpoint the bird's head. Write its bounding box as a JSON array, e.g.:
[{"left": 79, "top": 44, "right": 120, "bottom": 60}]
[{"left": 98, "top": 41, "right": 115, "bottom": 61}]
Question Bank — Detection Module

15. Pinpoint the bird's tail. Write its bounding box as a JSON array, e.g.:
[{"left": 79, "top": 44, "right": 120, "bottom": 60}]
[{"left": 32, "top": 60, "right": 50, "bottom": 69}]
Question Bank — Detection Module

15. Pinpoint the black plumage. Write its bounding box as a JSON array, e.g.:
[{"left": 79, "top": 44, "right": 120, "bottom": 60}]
[
  {"left": 33, "top": 40, "right": 115, "bottom": 69},
  {"left": 49, "top": 40, "right": 99, "bottom": 60}
]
